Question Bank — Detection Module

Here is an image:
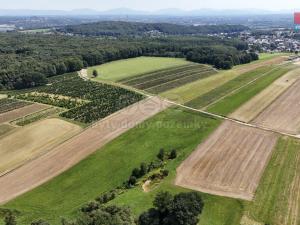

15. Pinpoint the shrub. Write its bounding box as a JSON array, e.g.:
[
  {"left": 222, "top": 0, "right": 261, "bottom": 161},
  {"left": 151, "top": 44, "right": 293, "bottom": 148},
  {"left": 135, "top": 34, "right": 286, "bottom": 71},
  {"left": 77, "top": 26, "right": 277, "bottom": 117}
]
[
  {"left": 92, "top": 70, "right": 98, "bottom": 77},
  {"left": 157, "top": 149, "right": 165, "bottom": 161},
  {"left": 140, "top": 163, "right": 148, "bottom": 176},
  {"left": 161, "top": 169, "right": 169, "bottom": 177},
  {"left": 128, "top": 176, "right": 137, "bottom": 186},
  {"left": 169, "top": 149, "right": 177, "bottom": 159}
]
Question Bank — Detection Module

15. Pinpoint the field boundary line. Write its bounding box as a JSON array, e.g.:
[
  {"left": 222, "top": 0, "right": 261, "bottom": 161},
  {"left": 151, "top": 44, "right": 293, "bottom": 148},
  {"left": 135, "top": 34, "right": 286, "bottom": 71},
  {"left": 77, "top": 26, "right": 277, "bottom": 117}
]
[{"left": 162, "top": 98, "right": 300, "bottom": 139}]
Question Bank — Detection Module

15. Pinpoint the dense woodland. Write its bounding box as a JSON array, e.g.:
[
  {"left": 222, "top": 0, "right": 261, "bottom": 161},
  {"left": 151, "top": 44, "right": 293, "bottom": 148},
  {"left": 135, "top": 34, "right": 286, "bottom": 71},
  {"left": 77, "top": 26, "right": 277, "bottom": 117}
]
[
  {"left": 57, "top": 21, "right": 248, "bottom": 36},
  {"left": 0, "top": 30, "right": 257, "bottom": 90}
]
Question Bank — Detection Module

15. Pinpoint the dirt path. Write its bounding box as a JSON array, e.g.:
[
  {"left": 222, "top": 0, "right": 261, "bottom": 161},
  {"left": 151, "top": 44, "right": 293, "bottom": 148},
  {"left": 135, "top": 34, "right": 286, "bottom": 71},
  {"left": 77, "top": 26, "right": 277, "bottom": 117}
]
[
  {"left": 0, "top": 97, "right": 170, "bottom": 204},
  {"left": 78, "top": 69, "right": 89, "bottom": 81}
]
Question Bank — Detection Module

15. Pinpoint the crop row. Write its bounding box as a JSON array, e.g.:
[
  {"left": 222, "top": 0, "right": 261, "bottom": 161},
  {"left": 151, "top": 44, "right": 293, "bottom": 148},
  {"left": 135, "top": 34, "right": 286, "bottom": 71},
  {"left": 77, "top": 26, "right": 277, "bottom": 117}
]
[
  {"left": 0, "top": 98, "right": 32, "bottom": 114},
  {"left": 135, "top": 68, "right": 214, "bottom": 90},
  {"left": 146, "top": 70, "right": 216, "bottom": 94},
  {"left": 122, "top": 64, "right": 205, "bottom": 85},
  {"left": 15, "top": 73, "right": 144, "bottom": 123},
  {"left": 185, "top": 66, "right": 275, "bottom": 109}
]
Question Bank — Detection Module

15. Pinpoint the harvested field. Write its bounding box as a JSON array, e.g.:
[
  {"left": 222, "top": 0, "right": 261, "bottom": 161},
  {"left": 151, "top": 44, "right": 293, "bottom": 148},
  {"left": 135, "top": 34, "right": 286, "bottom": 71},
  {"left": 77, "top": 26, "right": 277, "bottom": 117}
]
[
  {"left": 0, "top": 118, "right": 81, "bottom": 175},
  {"left": 231, "top": 67, "right": 300, "bottom": 122},
  {"left": 175, "top": 121, "right": 278, "bottom": 200},
  {"left": 0, "top": 103, "right": 49, "bottom": 124},
  {"left": 253, "top": 78, "right": 300, "bottom": 134},
  {"left": 0, "top": 97, "right": 170, "bottom": 204},
  {"left": 161, "top": 55, "right": 286, "bottom": 104}
]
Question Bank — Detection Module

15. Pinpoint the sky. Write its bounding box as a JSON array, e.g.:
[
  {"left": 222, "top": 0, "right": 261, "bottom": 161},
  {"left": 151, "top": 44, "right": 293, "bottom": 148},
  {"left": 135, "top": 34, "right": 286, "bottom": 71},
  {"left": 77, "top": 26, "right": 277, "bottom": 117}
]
[{"left": 1, "top": 0, "right": 300, "bottom": 11}]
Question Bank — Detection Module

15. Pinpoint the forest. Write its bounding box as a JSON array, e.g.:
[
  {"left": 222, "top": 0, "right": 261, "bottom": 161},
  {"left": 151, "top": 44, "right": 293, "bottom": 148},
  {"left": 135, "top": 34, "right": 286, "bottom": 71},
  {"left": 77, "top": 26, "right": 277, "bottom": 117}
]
[
  {"left": 57, "top": 21, "right": 248, "bottom": 36},
  {"left": 0, "top": 31, "right": 257, "bottom": 90}
]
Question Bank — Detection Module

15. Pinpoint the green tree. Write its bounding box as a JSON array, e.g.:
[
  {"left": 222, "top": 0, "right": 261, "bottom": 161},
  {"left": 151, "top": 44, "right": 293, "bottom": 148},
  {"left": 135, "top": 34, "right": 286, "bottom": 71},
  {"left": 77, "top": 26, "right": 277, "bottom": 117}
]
[
  {"left": 138, "top": 192, "right": 204, "bottom": 225},
  {"left": 140, "top": 163, "right": 148, "bottom": 176},
  {"left": 92, "top": 70, "right": 98, "bottom": 77}
]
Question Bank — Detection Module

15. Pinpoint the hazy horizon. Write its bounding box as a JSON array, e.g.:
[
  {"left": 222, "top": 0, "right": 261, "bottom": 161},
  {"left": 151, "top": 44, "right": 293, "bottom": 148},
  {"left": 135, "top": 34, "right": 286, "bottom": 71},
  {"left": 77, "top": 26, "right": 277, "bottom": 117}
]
[{"left": 1, "top": 0, "right": 300, "bottom": 12}]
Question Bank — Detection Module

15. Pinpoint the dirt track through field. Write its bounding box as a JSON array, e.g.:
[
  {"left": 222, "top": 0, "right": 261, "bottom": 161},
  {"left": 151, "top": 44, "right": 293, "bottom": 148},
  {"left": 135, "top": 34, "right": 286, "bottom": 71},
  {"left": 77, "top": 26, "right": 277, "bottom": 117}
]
[
  {"left": 0, "top": 104, "right": 49, "bottom": 124},
  {"left": 231, "top": 67, "right": 300, "bottom": 122},
  {"left": 175, "top": 120, "right": 278, "bottom": 200},
  {"left": 253, "top": 78, "right": 300, "bottom": 135},
  {"left": 0, "top": 97, "right": 170, "bottom": 204}
]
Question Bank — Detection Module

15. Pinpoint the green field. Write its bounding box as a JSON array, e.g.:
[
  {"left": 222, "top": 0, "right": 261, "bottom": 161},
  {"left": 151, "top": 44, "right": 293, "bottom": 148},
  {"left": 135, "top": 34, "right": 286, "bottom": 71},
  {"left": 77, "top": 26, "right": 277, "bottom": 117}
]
[
  {"left": 207, "top": 66, "right": 291, "bottom": 115},
  {"left": 258, "top": 52, "right": 289, "bottom": 60},
  {"left": 185, "top": 66, "right": 274, "bottom": 109},
  {"left": 2, "top": 107, "right": 242, "bottom": 224},
  {"left": 88, "top": 57, "right": 191, "bottom": 81},
  {"left": 245, "top": 137, "right": 300, "bottom": 225}
]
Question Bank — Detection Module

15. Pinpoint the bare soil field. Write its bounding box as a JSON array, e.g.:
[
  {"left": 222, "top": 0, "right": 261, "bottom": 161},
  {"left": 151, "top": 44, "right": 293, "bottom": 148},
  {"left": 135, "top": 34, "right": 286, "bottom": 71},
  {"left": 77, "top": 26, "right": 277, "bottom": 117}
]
[
  {"left": 0, "top": 103, "right": 49, "bottom": 124},
  {"left": 175, "top": 121, "right": 278, "bottom": 200},
  {"left": 253, "top": 78, "right": 300, "bottom": 134},
  {"left": 0, "top": 118, "right": 82, "bottom": 175},
  {"left": 0, "top": 97, "right": 170, "bottom": 204},
  {"left": 231, "top": 67, "right": 300, "bottom": 122}
]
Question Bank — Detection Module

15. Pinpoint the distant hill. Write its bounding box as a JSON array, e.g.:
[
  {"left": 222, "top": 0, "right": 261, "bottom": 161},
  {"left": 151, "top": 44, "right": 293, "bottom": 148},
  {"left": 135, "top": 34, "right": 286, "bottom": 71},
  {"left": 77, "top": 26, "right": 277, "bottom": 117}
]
[
  {"left": 0, "top": 8, "right": 294, "bottom": 16},
  {"left": 57, "top": 21, "right": 249, "bottom": 37}
]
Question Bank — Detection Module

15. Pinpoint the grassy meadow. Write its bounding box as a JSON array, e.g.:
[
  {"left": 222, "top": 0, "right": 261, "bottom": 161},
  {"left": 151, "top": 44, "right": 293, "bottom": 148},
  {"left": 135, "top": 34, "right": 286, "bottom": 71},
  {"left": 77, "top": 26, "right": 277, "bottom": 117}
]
[{"left": 88, "top": 57, "right": 191, "bottom": 81}]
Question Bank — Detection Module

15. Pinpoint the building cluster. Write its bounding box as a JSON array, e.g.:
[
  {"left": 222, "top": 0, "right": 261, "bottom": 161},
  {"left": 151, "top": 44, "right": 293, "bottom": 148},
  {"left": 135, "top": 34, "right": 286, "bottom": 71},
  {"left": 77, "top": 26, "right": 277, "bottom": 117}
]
[{"left": 239, "top": 30, "right": 300, "bottom": 53}]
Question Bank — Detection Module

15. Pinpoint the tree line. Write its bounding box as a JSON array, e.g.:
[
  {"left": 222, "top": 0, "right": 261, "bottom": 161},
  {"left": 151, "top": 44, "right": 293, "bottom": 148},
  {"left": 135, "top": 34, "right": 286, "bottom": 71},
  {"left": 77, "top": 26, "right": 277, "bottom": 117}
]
[
  {"left": 57, "top": 21, "right": 248, "bottom": 37},
  {"left": 0, "top": 33, "right": 257, "bottom": 90}
]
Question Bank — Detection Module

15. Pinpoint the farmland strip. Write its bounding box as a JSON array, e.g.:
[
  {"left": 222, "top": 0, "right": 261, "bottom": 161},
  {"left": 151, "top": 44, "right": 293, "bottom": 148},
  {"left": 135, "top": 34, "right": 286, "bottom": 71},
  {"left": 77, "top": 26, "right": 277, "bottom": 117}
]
[{"left": 0, "top": 97, "right": 171, "bottom": 204}]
